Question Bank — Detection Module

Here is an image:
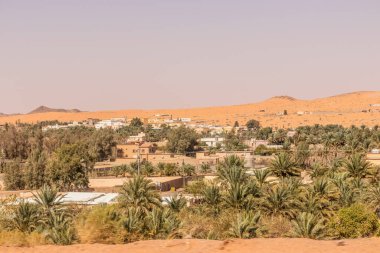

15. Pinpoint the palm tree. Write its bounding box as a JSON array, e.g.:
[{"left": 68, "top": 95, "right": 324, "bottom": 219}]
[
  {"left": 123, "top": 207, "right": 142, "bottom": 235},
  {"left": 253, "top": 169, "right": 271, "bottom": 188},
  {"left": 327, "top": 158, "right": 343, "bottom": 176},
  {"left": 310, "top": 163, "right": 328, "bottom": 179},
  {"left": 365, "top": 182, "right": 380, "bottom": 216},
  {"left": 228, "top": 211, "right": 260, "bottom": 239},
  {"left": 203, "top": 184, "right": 222, "bottom": 206},
  {"left": 200, "top": 163, "right": 212, "bottom": 174},
  {"left": 217, "top": 165, "right": 247, "bottom": 188},
  {"left": 279, "top": 177, "right": 302, "bottom": 196},
  {"left": 344, "top": 153, "right": 372, "bottom": 179},
  {"left": 12, "top": 200, "right": 39, "bottom": 233},
  {"left": 33, "top": 185, "right": 63, "bottom": 214},
  {"left": 45, "top": 211, "right": 76, "bottom": 245},
  {"left": 292, "top": 212, "right": 325, "bottom": 239},
  {"left": 119, "top": 175, "right": 161, "bottom": 213},
  {"left": 336, "top": 182, "right": 356, "bottom": 207},
  {"left": 297, "top": 190, "right": 324, "bottom": 215},
  {"left": 269, "top": 153, "right": 299, "bottom": 178},
  {"left": 145, "top": 207, "right": 179, "bottom": 239},
  {"left": 224, "top": 183, "right": 250, "bottom": 210},
  {"left": 219, "top": 155, "right": 245, "bottom": 169},
  {"left": 261, "top": 185, "right": 294, "bottom": 217},
  {"left": 312, "top": 177, "right": 332, "bottom": 198},
  {"left": 165, "top": 195, "right": 187, "bottom": 212}
]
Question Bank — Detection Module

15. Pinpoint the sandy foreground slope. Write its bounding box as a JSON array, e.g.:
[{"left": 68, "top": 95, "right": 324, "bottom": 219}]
[
  {"left": 1, "top": 91, "right": 380, "bottom": 128},
  {"left": 2, "top": 238, "right": 380, "bottom": 253}
]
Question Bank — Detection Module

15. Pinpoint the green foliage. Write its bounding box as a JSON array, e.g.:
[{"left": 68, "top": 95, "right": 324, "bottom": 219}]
[
  {"left": 76, "top": 205, "right": 126, "bottom": 244},
  {"left": 185, "top": 180, "right": 206, "bottom": 196},
  {"left": 130, "top": 118, "right": 144, "bottom": 128},
  {"left": 180, "top": 164, "right": 196, "bottom": 176},
  {"left": 33, "top": 185, "right": 63, "bottom": 214},
  {"left": 228, "top": 211, "right": 261, "bottom": 238},
  {"left": 46, "top": 144, "right": 92, "bottom": 191},
  {"left": 88, "top": 129, "right": 116, "bottom": 162},
  {"left": 165, "top": 195, "right": 187, "bottom": 212},
  {"left": 24, "top": 148, "right": 48, "bottom": 189},
  {"left": 157, "top": 162, "right": 179, "bottom": 176},
  {"left": 202, "top": 184, "right": 222, "bottom": 207},
  {"left": 294, "top": 141, "right": 310, "bottom": 167},
  {"left": 246, "top": 119, "right": 260, "bottom": 130},
  {"left": 12, "top": 201, "right": 39, "bottom": 233},
  {"left": 224, "top": 130, "right": 247, "bottom": 151},
  {"left": 291, "top": 212, "right": 325, "bottom": 239},
  {"left": 330, "top": 204, "right": 379, "bottom": 238},
  {"left": 3, "top": 160, "right": 25, "bottom": 190},
  {"left": 261, "top": 184, "right": 295, "bottom": 217},
  {"left": 344, "top": 153, "right": 372, "bottom": 179},
  {"left": 144, "top": 207, "right": 180, "bottom": 239},
  {"left": 269, "top": 152, "right": 300, "bottom": 177},
  {"left": 200, "top": 163, "right": 212, "bottom": 174},
  {"left": 253, "top": 169, "right": 271, "bottom": 187},
  {"left": 140, "top": 161, "right": 156, "bottom": 176},
  {"left": 45, "top": 211, "right": 76, "bottom": 245},
  {"left": 166, "top": 126, "right": 199, "bottom": 154},
  {"left": 254, "top": 144, "right": 277, "bottom": 156},
  {"left": 119, "top": 175, "right": 162, "bottom": 213},
  {"left": 112, "top": 164, "right": 129, "bottom": 177}
]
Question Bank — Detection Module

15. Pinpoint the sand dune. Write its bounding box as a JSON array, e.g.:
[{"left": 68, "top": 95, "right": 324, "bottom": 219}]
[
  {"left": 1, "top": 91, "right": 380, "bottom": 128},
  {"left": 2, "top": 238, "right": 380, "bottom": 253}
]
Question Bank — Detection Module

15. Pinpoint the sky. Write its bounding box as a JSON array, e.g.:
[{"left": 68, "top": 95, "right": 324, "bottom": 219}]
[{"left": 0, "top": 0, "right": 379, "bottom": 114}]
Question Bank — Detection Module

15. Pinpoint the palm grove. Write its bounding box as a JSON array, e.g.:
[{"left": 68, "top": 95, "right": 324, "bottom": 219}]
[{"left": 1, "top": 121, "right": 380, "bottom": 245}]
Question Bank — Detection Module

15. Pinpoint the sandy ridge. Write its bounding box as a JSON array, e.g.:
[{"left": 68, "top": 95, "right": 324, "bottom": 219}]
[{"left": 1, "top": 91, "right": 380, "bottom": 128}]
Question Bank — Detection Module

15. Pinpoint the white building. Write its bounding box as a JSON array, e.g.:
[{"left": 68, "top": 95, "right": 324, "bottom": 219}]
[
  {"left": 179, "top": 118, "right": 191, "bottom": 123},
  {"left": 127, "top": 132, "right": 146, "bottom": 143},
  {"left": 95, "top": 118, "right": 126, "bottom": 130},
  {"left": 200, "top": 137, "right": 225, "bottom": 148}
]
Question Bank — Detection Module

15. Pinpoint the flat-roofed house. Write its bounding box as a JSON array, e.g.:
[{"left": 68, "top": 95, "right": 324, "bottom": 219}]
[
  {"left": 200, "top": 137, "right": 225, "bottom": 148},
  {"left": 367, "top": 149, "right": 380, "bottom": 166}
]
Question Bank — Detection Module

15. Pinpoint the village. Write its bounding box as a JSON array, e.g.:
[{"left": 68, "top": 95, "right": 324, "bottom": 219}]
[{"left": 1, "top": 114, "right": 379, "bottom": 208}]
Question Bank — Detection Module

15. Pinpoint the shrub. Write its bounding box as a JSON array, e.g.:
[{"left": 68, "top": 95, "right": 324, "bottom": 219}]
[
  {"left": 228, "top": 212, "right": 261, "bottom": 239},
  {"left": 0, "top": 231, "right": 46, "bottom": 247},
  {"left": 291, "top": 212, "right": 325, "bottom": 239},
  {"left": 254, "top": 144, "right": 276, "bottom": 156},
  {"left": 260, "top": 215, "right": 292, "bottom": 237},
  {"left": 75, "top": 205, "right": 126, "bottom": 244},
  {"left": 329, "top": 204, "right": 379, "bottom": 238}
]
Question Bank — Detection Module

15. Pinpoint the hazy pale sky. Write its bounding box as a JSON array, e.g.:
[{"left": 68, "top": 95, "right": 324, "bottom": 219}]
[{"left": 0, "top": 0, "right": 379, "bottom": 114}]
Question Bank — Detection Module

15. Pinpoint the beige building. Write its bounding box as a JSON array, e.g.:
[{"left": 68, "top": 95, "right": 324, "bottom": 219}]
[
  {"left": 116, "top": 142, "right": 156, "bottom": 160},
  {"left": 367, "top": 152, "right": 380, "bottom": 166},
  {"left": 196, "top": 151, "right": 254, "bottom": 168}
]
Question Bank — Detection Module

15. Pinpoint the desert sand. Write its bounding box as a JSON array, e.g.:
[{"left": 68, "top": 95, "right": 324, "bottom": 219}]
[
  {"left": 2, "top": 238, "right": 380, "bottom": 253},
  {"left": 1, "top": 91, "right": 380, "bottom": 128}
]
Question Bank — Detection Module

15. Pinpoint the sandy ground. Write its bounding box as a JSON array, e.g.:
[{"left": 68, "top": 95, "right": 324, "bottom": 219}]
[
  {"left": 2, "top": 238, "right": 380, "bottom": 253},
  {"left": 1, "top": 91, "right": 380, "bottom": 128}
]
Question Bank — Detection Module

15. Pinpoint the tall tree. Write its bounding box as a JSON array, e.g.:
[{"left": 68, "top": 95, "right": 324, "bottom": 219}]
[
  {"left": 46, "top": 144, "right": 92, "bottom": 191},
  {"left": 166, "top": 126, "right": 198, "bottom": 154}
]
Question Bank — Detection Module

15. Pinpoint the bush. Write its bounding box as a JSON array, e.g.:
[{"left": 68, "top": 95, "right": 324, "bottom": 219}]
[
  {"left": 260, "top": 215, "right": 292, "bottom": 238},
  {"left": 0, "top": 231, "right": 46, "bottom": 247},
  {"left": 254, "top": 145, "right": 277, "bottom": 156},
  {"left": 329, "top": 204, "right": 379, "bottom": 238},
  {"left": 75, "top": 205, "right": 126, "bottom": 244}
]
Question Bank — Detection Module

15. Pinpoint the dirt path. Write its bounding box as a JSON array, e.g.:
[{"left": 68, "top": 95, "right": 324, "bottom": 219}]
[{"left": 2, "top": 238, "right": 380, "bottom": 253}]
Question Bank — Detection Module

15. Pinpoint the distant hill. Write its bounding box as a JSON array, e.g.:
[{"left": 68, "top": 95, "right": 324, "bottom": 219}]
[
  {"left": 28, "top": 106, "right": 81, "bottom": 114},
  {"left": 0, "top": 91, "right": 379, "bottom": 128}
]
